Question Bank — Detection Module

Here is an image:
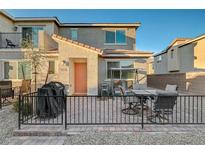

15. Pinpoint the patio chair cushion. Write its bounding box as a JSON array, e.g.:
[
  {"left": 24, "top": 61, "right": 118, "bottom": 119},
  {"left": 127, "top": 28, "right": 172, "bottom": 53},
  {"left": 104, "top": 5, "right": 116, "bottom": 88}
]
[
  {"left": 133, "top": 83, "right": 146, "bottom": 90},
  {"left": 165, "top": 84, "right": 177, "bottom": 92},
  {"left": 156, "top": 90, "right": 178, "bottom": 96}
]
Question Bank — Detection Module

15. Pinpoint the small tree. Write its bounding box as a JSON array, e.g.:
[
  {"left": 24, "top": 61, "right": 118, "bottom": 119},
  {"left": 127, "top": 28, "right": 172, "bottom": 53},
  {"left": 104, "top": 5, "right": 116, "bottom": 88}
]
[{"left": 22, "top": 38, "right": 47, "bottom": 91}]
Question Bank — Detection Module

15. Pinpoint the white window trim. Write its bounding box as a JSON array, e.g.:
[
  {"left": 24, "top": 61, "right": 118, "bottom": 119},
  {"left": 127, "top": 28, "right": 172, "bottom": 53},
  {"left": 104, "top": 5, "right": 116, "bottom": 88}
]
[
  {"left": 105, "top": 59, "right": 135, "bottom": 80},
  {"left": 1, "top": 59, "right": 32, "bottom": 80},
  {"left": 104, "top": 30, "right": 127, "bottom": 45}
]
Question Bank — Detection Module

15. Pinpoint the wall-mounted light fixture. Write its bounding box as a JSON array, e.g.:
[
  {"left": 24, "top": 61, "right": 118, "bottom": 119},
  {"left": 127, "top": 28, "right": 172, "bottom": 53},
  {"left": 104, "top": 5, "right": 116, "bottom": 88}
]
[{"left": 63, "top": 60, "right": 69, "bottom": 66}]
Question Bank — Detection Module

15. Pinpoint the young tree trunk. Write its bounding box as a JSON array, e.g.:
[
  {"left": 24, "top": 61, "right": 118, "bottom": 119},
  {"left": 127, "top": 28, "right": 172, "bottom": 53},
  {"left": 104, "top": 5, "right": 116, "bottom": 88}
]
[
  {"left": 45, "top": 63, "right": 50, "bottom": 85},
  {"left": 34, "top": 66, "right": 37, "bottom": 91}
]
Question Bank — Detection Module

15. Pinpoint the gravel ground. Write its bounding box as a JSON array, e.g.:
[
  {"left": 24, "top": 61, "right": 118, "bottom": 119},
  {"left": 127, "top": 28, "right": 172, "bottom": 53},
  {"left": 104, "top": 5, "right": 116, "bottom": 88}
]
[
  {"left": 64, "top": 131, "right": 205, "bottom": 145},
  {"left": 1, "top": 105, "right": 205, "bottom": 145},
  {"left": 0, "top": 105, "right": 18, "bottom": 145}
]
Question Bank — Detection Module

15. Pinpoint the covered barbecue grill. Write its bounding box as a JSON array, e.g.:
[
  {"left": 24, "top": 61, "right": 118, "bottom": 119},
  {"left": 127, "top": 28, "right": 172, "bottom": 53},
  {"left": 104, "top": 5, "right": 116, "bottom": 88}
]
[{"left": 36, "top": 81, "right": 66, "bottom": 118}]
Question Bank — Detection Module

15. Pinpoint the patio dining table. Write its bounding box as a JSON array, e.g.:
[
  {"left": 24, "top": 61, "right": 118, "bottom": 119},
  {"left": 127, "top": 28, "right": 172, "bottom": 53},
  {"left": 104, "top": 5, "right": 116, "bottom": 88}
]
[
  {"left": 131, "top": 89, "right": 158, "bottom": 97},
  {"left": 131, "top": 89, "right": 158, "bottom": 106}
]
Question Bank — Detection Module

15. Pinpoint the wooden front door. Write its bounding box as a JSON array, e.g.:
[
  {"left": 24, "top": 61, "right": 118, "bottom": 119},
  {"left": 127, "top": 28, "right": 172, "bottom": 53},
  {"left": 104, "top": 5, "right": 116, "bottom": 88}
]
[{"left": 74, "top": 63, "right": 87, "bottom": 94}]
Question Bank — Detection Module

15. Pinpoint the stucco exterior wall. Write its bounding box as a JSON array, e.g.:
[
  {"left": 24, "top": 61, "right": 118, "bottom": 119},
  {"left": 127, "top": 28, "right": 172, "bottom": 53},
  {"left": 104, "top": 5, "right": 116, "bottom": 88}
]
[
  {"left": 147, "top": 72, "right": 205, "bottom": 94},
  {"left": 178, "top": 43, "right": 195, "bottom": 73},
  {"left": 167, "top": 45, "right": 180, "bottom": 72},
  {"left": 147, "top": 57, "right": 154, "bottom": 75},
  {"left": 38, "top": 31, "right": 58, "bottom": 51},
  {"left": 0, "top": 50, "right": 24, "bottom": 60},
  {"left": 59, "top": 27, "right": 136, "bottom": 50},
  {"left": 154, "top": 53, "right": 168, "bottom": 74},
  {"left": 0, "top": 61, "right": 4, "bottom": 80},
  {"left": 54, "top": 39, "right": 99, "bottom": 95},
  {"left": 53, "top": 22, "right": 59, "bottom": 34},
  {"left": 193, "top": 38, "right": 205, "bottom": 69},
  {"left": 0, "top": 13, "right": 14, "bottom": 32},
  {"left": 178, "top": 38, "right": 205, "bottom": 73},
  {"left": 14, "top": 21, "right": 55, "bottom": 35}
]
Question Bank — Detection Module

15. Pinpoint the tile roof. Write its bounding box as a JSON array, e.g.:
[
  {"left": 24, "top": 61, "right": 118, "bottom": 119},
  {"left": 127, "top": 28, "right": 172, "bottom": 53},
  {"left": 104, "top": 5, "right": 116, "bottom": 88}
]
[
  {"left": 52, "top": 34, "right": 103, "bottom": 55},
  {"left": 103, "top": 49, "right": 152, "bottom": 54},
  {"left": 179, "top": 34, "right": 205, "bottom": 48},
  {"left": 102, "top": 49, "right": 152, "bottom": 58}
]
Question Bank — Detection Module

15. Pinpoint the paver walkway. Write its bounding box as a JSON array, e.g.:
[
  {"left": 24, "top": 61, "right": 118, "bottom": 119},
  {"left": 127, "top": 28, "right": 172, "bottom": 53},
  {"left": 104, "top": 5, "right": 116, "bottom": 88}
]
[{"left": 8, "top": 136, "right": 66, "bottom": 145}]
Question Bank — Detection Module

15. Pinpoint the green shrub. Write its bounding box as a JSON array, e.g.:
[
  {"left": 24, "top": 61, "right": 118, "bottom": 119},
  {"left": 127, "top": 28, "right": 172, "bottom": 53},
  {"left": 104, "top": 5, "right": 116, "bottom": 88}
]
[
  {"left": 13, "top": 101, "right": 20, "bottom": 112},
  {"left": 13, "top": 101, "right": 32, "bottom": 116}
]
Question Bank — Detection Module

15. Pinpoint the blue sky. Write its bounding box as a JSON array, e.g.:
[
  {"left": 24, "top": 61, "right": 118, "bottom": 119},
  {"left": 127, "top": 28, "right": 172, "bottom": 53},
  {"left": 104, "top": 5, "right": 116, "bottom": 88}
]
[{"left": 6, "top": 9, "right": 205, "bottom": 53}]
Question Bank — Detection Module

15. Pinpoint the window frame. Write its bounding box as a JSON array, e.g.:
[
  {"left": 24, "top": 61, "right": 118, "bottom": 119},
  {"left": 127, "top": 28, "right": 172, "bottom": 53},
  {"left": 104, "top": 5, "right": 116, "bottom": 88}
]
[
  {"left": 48, "top": 60, "right": 55, "bottom": 74},
  {"left": 70, "top": 28, "right": 78, "bottom": 41},
  {"left": 3, "top": 60, "right": 32, "bottom": 80},
  {"left": 170, "top": 49, "right": 174, "bottom": 59},
  {"left": 157, "top": 55, "right": 162, "bottom": 62},
  {"left": 104, "top": 30, "right": 127, "bottom": 45},
  {"left": 106, "top": 60, "right": 135, "bottom": 80},
  {"left": 21, "top": 26, "right": 44, "bottom": 48}
]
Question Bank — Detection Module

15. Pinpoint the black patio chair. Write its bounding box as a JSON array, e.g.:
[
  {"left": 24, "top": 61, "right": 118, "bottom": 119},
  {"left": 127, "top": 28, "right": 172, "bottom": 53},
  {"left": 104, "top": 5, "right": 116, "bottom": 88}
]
[
  {"left": 6, "top": 39, "right": 16, "bottom": 48},
  {"left": 0, "top": 81, "right": 14, "bottom": 106},
  {"left": 147, "top": 93, "right": 178, "bottom": 123},
  {"left": 119, "top": 85, "right": 140, "bottom": 115}
]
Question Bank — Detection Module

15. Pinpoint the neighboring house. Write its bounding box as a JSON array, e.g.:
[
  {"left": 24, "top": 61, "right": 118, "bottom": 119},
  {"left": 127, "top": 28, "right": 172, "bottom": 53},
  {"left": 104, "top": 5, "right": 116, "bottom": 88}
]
[
  {"left": 0, "top": 10, "right": 152, "bottom": 95},
  {"left": 152, "top": 37, "right": 202, "bottom": 74},
  {"left": 149, "top": 35, "right": 205, "bottom": 94}
]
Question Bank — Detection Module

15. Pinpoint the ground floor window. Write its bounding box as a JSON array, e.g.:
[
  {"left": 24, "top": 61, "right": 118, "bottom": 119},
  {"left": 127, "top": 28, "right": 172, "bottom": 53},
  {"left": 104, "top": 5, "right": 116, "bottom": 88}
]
[
  {"left": 106, "top": 60, "right": 135, "bottom": 80},
  {"left": 4, "top": 60, "right": 32, "bottom": 80},
  {"left": 48, "top": 60, "right": 55, "bottom": 74}
]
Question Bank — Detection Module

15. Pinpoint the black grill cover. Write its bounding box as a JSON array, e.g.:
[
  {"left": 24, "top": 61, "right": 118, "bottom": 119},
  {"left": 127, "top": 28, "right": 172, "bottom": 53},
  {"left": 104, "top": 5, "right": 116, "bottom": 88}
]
[{"left": 36, "top": 81, "right": 66, "bottom": 117}]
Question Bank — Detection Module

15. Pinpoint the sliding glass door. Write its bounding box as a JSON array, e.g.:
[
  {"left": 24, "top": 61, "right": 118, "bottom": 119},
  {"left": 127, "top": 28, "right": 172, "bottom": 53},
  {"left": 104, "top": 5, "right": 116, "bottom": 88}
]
[{"left": 22, "top": 26, "right": 44, "bottom": 48}]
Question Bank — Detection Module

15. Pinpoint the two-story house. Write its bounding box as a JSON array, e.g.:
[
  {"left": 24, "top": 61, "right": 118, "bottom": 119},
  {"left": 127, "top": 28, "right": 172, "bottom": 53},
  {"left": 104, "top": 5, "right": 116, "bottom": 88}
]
[
  {"left": 0, "top": 10, "right": 152, "bottom": 95},
  {"left": 154, "top": 34, "right": 205, "bottom": 75}
]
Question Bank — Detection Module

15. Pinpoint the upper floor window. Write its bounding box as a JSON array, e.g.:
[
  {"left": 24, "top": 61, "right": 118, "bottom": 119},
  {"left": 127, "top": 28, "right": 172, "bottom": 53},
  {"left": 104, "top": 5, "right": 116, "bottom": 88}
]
[
  {"left": 157, "top": 55, "right": 162, "bottom": 62},
  {"left": 70, "top": 29, "right": 78, "bottom": 41},
  {"left": 105, "top": 30, "right": 126, "bottom": 44},
  {"left": 171, "top": 49, "right": 174, "bottom": 59},
  {"left": 22, "top": 26, "right": 44, "bottom": 48}
]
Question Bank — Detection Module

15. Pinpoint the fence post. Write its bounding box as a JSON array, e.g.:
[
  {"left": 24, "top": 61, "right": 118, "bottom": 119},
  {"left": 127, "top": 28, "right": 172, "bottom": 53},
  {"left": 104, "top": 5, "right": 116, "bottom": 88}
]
[
  {"left": 0, "top": 89, "right": 2, "bottom": 109},
  {"left": 18, "top": 95, "right": 21, "bottom": 129},
  {"left": 141, "top": 96, "right": 144, "bottom": 129},
  {"left": 65, "top": 96, "right": 67, "bottom": 130}
]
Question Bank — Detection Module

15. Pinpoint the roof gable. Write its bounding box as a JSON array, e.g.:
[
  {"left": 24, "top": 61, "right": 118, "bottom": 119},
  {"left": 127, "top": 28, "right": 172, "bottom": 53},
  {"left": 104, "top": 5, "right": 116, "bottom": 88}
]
[{"left": 52, "top": 34, "right": 103, "bottom": 55}]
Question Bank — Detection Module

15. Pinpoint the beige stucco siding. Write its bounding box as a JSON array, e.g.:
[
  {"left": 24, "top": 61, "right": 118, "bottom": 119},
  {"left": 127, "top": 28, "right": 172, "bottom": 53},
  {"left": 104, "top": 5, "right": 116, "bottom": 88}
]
[
  {"left": 54, "top": 39, "right": 99, "bottom": 95},
  {"left": 59, "top": 27, "right": 136, "bottom": 50},
  {"left": 0, "top": 13, "right": 14, "bottom": 32},
  {"left": 53, "top": 22, "right": 59, "bottom": 34},
  {"left": 154, "top": 53, "right": 168, "bottom": 74},
  {"left": 0, "top": 61, "right": 4, "bottom": 80},
  {"left": 167, "top": 46, "right": 180, "bottom": 72},
  {"left": 0, "top": 50, "right": 23, "bottom": 59},
  {"left": 14, "top": 21, "right": 55, "bottom": 35},
  {"left": 178, "top": 38, "right": 205, "bottom": 73},
  {"left": 178, "top": 43, "right": 195, "bottom": 72},
  {"left": 193, "top": 38, "right": 205, "bottom": 69}
]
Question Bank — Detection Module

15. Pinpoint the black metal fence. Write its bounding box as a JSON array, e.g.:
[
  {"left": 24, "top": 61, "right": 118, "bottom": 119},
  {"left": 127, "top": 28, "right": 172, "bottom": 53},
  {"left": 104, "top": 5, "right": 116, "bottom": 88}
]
[
  {"left": 18, "top": 94, "right": 205, "bottom": 129},
  {"left": 0, "top": 32, "right": 22, "bottom": 48},
  {"left": 18, "top": 92, "right": 64, "bottom": 129}
]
